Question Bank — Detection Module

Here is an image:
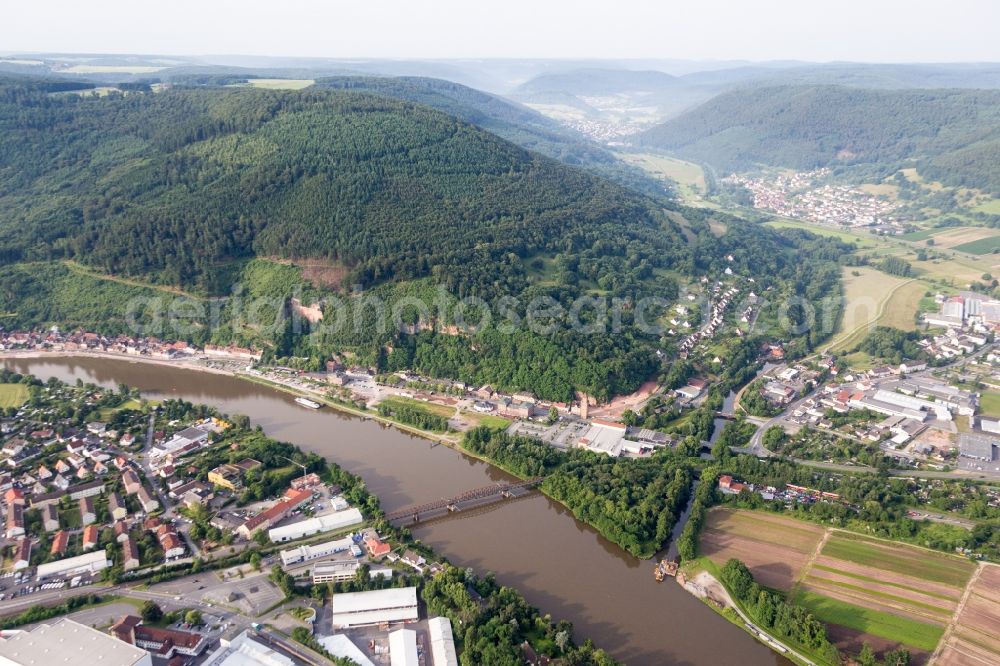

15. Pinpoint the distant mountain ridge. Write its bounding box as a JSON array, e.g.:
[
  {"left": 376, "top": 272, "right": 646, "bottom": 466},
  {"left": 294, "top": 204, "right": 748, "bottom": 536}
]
[{"left": 636, "top": 84, "right": 1000, "bottom": 194}]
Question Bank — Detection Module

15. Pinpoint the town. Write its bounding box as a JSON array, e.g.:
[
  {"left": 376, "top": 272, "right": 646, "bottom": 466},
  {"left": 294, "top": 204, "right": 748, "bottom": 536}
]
[
  {"left": 0, "top": 370, "right": 476, "bottom": 666},
  {"left": 724, "top": 169, "right": 903, "bottom": 231}
]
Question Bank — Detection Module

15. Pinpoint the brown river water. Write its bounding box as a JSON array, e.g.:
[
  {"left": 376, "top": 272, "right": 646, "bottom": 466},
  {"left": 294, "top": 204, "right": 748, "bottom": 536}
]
[{"left": 3, "top": 355, "right": 789, "bottom": 666}]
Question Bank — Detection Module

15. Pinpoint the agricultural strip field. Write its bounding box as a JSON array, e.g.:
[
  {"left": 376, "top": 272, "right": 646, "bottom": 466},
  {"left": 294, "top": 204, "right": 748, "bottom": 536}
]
[
  {"left": 828, "top": 266, "right": 922, "bottom": 352},
  {"left": 910, "top": 227, "right": 997, "bottom": 250},
  {"left": 794, "top": 532, "right": 975, "bottom": 653},
  {"left": 699, "top": 508, "right": 826, "bottom": 591},
  {"left": 952, "top": 236, "right": 1000, "bottom": 255},
  {"left": 936, "top": 564, "right": 1000, "bottom": 666},
  {"left": 0, "top": 383, "right": 29, "bottom": 409}
]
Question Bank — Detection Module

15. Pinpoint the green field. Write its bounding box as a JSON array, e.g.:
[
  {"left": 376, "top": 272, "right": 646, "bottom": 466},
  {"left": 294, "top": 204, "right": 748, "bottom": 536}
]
[
  {"left": 979, "top": 391, "right": 1000, "bottom": 417},
  {"left": 828, "top": 267, "right": 921, "bottom": 352},
  {"left": 792, "top": 589, "right": 945, "bottom": 652},
  {"left": 973, "top": 199, "right": 1000, "bottom": 215},
  {"left": 381, "top": 396, "right": 455, "bottom": 418},
  {"left": 0, "top": 384, "right": 29, "bottom": 409},
  {"left": 952, "top": 235, "right": 1000, "bottom": 254},
  {"left": 900, "top": 227, "right": 945, "bottom": 241},
  {"left": 822, "top": 533, "right": 975, "bottom": 588},
  {"left": 764, "top": 219, "right": 879, "bottom": 247}
]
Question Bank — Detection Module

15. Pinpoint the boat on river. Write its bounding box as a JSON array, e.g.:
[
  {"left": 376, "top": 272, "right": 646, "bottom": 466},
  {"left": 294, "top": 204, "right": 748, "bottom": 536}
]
[{"left": 294, "top": 396, "right": 321, "bottom": 409}]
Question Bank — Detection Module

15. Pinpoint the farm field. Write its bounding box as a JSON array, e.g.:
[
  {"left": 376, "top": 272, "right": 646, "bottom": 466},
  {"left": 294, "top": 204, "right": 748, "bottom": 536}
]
[
  {"left": 618, "top": 152, "right": 706, "bottom": 203},
  {"left": 936, "top": 564, "right": 1000, "bottom": 666},
  {"left": 794, "top": 532, "right": 975, "bottom": 653},
  {"left": 699, "top": 509, "right": 981, "bottom": 661},
  {"left": 699, "top": 507, "right": 826, "bottom": 591},
  {"left": 61, "top": 65, "right": 166, "bottom": 74},
  {"left": 247, "top": 78, "right": 314, "bottom": 90},
  {"left": 764, "top": 218, "right": 879, "bottom": 247},
  {"left": 913, "top": 227, "right": 997, "bottom": 250},
  {"left": 952, "top": 235, "right": 1000, "bottom": 255},
  {"left": 0, "top": 383, "right": 29, "bottom": 409},
  {"left": 828, "top": 266, "right": 921, "bottom": 352}
]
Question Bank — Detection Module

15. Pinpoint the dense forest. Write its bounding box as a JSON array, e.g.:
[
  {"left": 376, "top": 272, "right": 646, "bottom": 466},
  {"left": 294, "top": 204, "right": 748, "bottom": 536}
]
[
  {"left": 0, "top": 78, "right": 849, "bottom": 400},
  {"left": 463, "top": 427, "right": 692, "bottom": 557},
  {"left": 638, "top": 85, "right": 1000, "bottom": 194}
]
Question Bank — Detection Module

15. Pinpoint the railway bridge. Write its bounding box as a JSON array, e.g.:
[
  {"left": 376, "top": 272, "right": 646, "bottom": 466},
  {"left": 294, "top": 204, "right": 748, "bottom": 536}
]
[{"left": 385, "top": 477, "right": 545, "bottom": 525}]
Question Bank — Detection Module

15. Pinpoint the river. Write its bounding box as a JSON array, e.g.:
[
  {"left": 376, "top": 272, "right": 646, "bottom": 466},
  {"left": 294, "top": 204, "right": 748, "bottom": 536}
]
[{"left": 3, "top": 356, "right": 788, "bottom": 666}]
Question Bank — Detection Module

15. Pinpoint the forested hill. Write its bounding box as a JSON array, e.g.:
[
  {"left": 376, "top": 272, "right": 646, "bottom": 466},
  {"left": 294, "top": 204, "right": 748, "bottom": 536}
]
[
  {"left": 0, "top": 81, "right": 689, "bottom": 295},
  {"left": 636, "top": 85, "right": 1000, "bottom": 194},
  {"left": 314, "top": 76, "right": 615, "bottom": 167},
  {"left": 312, "top": 75, "right": 672, "bottom": 196}
]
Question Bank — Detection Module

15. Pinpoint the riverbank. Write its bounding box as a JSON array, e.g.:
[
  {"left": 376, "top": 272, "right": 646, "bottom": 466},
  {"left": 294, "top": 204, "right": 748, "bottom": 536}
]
[{"left": 0, "top": 349, "right": 462, "bottom": 446}]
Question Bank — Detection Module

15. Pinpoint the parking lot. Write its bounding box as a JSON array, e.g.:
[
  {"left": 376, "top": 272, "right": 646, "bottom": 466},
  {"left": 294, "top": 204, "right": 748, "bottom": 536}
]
[{"left": 507, "top": 418, "right": 588, "bottom": 449}]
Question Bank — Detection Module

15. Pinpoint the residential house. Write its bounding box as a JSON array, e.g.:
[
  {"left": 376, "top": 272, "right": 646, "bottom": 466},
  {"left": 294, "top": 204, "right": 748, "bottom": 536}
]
[
  {"left": 79, "top": 496, "right": 96, "bottom": 525},
  {"left": 122, "top": 537, "right": 141, "bottom": 571},
  {"left": 5, "top": 503, "right": 24, "bottom": 538},
  {"left": 108, "top": 492, "right": 127, "bottom": 521},
  {"left": 82, "top": 524, "right": 99, "bottom": 550},
  {"left": 51, "top": 530, "right": 69, "bottom": 557},
  {"left": 136, "top": 486, "right": 159, "bottom": 514},
  {"left": 42, "top": 503, "right": 60, "bottom": 532},
  {"left": 13, "top": 537, "right": 31, "bottom": 570}
]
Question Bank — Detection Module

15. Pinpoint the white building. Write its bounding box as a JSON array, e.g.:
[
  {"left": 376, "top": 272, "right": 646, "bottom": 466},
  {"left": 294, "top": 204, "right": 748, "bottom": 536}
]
[
  {"left": 0, "top": 618, "right": 151, "bottom": 666},
  {"left": 577, "top": 420, "right": 627, "bottom": 457},
  {"left": 268, "top": 508, "right": 363, "bottom": 543},
  {"left": 311, "top": 560, "right": 393, "bottom": 584},
  {"left": 35, "top": 550, "right": 110, "bottom": 580},
  {"left": 389, "top": 628, "right": 419, "bottom": 666},
  {"left": 428, "top": 617, "right": 459, "bottom": 666},
  {"left": 150, "top": 426, "right": 210, "bottom": 460},
  {"left": 203, "top": 630, "right": 294, "bottom": 666},
  {"left": 280, "top": 536, "right": 353, "bottom": 567},
  {"left": 317, "top": 635, "right": 375, "bottom": 666},
  {"left": 329, "top": 587, "right": 419, "bottom": 628}
]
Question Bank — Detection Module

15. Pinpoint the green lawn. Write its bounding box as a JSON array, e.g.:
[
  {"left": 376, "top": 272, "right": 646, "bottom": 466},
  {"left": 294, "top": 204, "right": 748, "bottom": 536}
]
[
  {"left": 952, "top": 235, "right": 1000, "bottom": 254},
  {"left": 0, "top": 384, "right": 29, "bottom": 409},
  {"left": 792, "top": 589, "right": 944, "bottom": 652},
  {"left": 97, "top": 398, "right": 142, "bottom": 420},
  {"left": 979, "top": 391, "right": 1000, "bottom": 418}
]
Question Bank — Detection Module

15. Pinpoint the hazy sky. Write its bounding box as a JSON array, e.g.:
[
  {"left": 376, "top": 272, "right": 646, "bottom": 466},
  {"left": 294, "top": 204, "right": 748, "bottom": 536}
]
[{"left": 5, "top": 0, "right": 1000, "bottom": 62}]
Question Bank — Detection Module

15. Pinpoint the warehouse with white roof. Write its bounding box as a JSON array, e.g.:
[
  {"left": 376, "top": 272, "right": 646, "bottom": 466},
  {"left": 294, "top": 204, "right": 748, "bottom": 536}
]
[
  {"left": 428, "top": 616, "right": 459, "bottom": 666},
  {"left": 0, "top": 618, "right": 151, "bottom": 666},
  {"left": 329, "top": 587, "right": 419, "bottom": 628},
  {"left": 35, "top": 550, "right": 110, "bottom": 580},
  {"left": 389, "top": 628, "right": 419, "bottom": 666},
  {"left": 268, "top": 507, "right": 363, "bottom": 543}
]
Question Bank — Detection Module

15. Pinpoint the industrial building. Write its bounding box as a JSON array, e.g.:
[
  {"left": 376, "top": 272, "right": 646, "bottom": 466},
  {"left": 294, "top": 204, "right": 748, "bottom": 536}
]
[
  {"left": 268, "top": 507, "right": 363, "bottom": 543},
  {"left": 428, "top": 616, "right": 459, "bottom": 666},
  {"left": 35, "top": 549, "right": 110, "bottom": 580},
  {"left": 317, "top": 635, "right": 375, "bottom": 666},
  {"left": 279, "top": 536, "right": 353, "bottom": 567},
  {"left": 329, "top": 587, "right": 419, "bottom": 628},
  {"left": 389, "top": 628, "right": 418, "bottom": 666},
  {"left": 959, "top": 433, "right": 998, "bottom": 462},
  {"left": 311, "top": 560, "right": 393, "bottom": 584},
  {"left": 0, "top": 618, "right": 151, "bottom": 666}
]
